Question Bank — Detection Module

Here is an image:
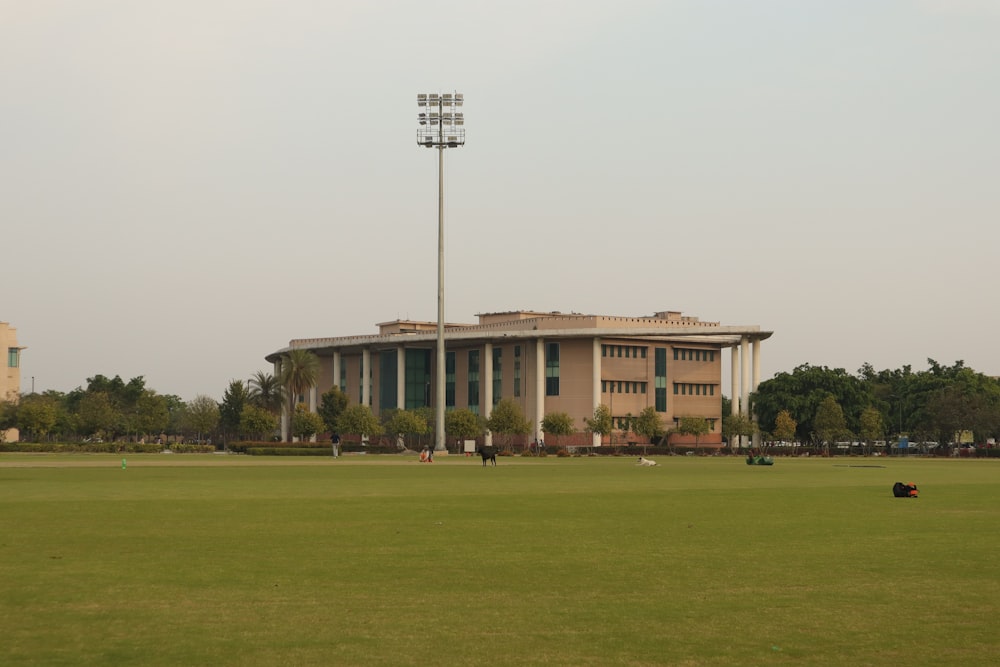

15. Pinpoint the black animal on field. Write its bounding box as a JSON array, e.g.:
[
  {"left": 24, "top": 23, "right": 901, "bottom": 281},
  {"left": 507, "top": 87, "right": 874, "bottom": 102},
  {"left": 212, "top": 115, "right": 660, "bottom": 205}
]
[{"left": 478, "top": 447, "right": 497, "bottom": 467}]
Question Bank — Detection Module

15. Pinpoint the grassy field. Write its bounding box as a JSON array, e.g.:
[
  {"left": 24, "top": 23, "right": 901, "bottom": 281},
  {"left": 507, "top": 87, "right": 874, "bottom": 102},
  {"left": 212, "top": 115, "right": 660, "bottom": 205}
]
[{"left": 1, "top": 453, "right": 997, "bottom": 666}]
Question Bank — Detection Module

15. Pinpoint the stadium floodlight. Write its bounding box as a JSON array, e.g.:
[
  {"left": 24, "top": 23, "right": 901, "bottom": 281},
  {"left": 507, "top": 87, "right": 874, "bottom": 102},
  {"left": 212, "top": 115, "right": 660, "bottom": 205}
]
[{"left": 417, "top": 91, "right": 465, "bottom": 452}]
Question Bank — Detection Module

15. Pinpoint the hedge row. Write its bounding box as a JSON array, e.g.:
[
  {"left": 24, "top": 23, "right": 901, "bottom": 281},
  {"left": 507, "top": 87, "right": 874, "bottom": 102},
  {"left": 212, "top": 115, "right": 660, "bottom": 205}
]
[
  {"left": 0, "top": 443, "right": 215, "bottom": 454},
  {"left": 226, "top": 441, "right": 331, "bottom": 454},
  {"left": 0, "top": 442, "right": 163, "bottom": 454},
  {"left": 246, "top": 447, "right": 333, "bottom": 457}
]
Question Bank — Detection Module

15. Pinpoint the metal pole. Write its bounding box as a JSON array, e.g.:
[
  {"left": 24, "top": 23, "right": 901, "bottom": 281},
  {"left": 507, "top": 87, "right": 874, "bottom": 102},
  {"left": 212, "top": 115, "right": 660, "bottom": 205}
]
[{"left": 435, "top": 143, "right": 446, "bottom": 452}]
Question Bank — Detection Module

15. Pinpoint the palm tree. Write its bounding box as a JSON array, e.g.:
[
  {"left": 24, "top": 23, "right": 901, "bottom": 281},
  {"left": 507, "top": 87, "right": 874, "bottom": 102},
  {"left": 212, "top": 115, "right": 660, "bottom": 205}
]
[
  {"left": 249, "top": 371, "right": 284, "bottom": 416},
  {"left": 278, "top": 349, "right": 320, "bottom": 442}
]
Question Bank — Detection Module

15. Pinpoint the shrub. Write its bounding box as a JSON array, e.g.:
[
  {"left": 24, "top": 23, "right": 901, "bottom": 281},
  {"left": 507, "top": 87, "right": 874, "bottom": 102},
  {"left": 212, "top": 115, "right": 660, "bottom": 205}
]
[
  {"left": 246, "top": 447, "right": 332, "bottom": 457},
  {"left": 167, "top": 444, "right": 215, "bottom": 454}
]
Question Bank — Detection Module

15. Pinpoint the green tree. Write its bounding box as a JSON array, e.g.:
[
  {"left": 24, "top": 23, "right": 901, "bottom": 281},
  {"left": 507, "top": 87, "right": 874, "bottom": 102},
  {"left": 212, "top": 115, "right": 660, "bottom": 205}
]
[
  {"left": 486, "top": 398, "right": 531, "bottom": 451},
  {"left": 291, "top": 404, "right": 325, "bottom": 441},
  {"left": 754, "top": 364, "right": 872, "bottom": 442},
  {"left": 219, "top": 380, "right": 250, "bottom": 441},
  {"left": 162, "top": 394, "right": 186, "bottom": 438},
  {"left": 134, "top": 391, "right": 170, "bottom": 441},
  {"left": 249, "top": 371, "right": 284, "bottom": 416},
  {"left": 772, "top": 409, "right": 798, "bottom": 453},
  {"left": 185, "top": 395, "right": 220, "bottom": 444},
  {"left": 77, "top": 392, "right": 119, "bottom": 439},
  {"left": 633, "top": 406, "right": 664, "bottom": 443},
  {"left": 16, "top": 394, "right": 59, "bottom": 442},
  {"left": 383, "top": 409, "right": 429, "bottom": 450},
  {"left": 676, "top": 416, "right": 711, "bottom": 453},
  {"left": 240, "top": 405, "right": 278, "bottom": 441},
  {"left": 279, "top": 350, "right": 320, "bottom": 442},
  {"left": 0, "top": 398, "right": 16, "bottom": 442},
  {"left": 318, "top": 386, "right": 349, "bottom": 435},
  {"left": 540, "top": 411, "right": 574, "bottom": 445},
  {"left": 814, "top": 395, "right": 849, "bottom": 455},
  {"left": 722, "top": 413, "right": 756, "bottom": 452},
  {"left": 445, "top": 408, "right": 485, "bottom": 446},
  {"left": 584, "top": 404, "right": 612, "bottom": 445},
  {"left": 335, "top": 404, "right": 383, "bottom": 443},
  {"left": 858, "top": 406, "right": 884, "bottom": 456}
]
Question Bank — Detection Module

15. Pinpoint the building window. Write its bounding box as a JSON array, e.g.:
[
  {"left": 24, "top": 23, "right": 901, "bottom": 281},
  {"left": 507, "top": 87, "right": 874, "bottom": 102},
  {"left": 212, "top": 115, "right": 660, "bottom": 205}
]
[
  {"left": 379, "top": 350, "right": 397, "bottom": 410},
  {"left": 673, "top": 347, "right": 716, "bottom": 362},
  {"left": 655, "top": 348, "right": 667, "bottom": 412},
  {"left": 340, "top": 363, "right": 346, "bottom": 393},
  {"left": 545, "top": 342, "right": 560, "bottom": 396},
  {"left": 446, "top": 352, "right": 456, "bottom": 408},
  {"left": 513, "top": 345, "right": 521, "bottom": 398},
  {"left": 405, "top": 349, "right": 431, "bottom": 409},
  {"left": 492, "top": 347, "right": 502, "bottom": 406},
  {"left": 468, "top": 350, "right": 480, "bottom": 413},
  {"left": 7, "top": 348, "right": 18, "bottom": 368}
]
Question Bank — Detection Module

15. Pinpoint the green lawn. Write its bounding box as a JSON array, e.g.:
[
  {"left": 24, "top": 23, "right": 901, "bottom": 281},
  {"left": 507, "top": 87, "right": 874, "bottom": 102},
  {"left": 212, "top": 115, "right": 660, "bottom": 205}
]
[{"left": 1, "top": 454, "right": 997, "bottom": 666}]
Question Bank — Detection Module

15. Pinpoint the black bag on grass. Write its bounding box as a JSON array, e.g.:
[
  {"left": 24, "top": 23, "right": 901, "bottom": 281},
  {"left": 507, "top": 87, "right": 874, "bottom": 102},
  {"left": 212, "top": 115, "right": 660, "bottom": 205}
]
[{"left": 893, "top": 482, "right": 918, "bottom": 498}]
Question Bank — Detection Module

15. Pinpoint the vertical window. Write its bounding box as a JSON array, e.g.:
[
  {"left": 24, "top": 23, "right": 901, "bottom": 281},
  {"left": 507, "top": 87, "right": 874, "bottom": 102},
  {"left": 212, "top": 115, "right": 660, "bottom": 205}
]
[
  {"left": 7, "top": 348, "right": 18, "bottom": 368},
  {"left": 492, "top": 347, "right": 502, "bottom": 406},
  {"left": 446, "top": 352, "right": 456, "bottom": 408},
  {"left": 405, "top": 349, "right": 431, "bottom": 409},
  {"left": 655, "top": 348, "right": 667, "bottom": 412},
  {"left": 640, "top": 347, "right": 647, "bottom": 359},
  {"left": 340, "top": 363, "right": 346, "bottom": 393},
  {"left": 513, "top": 345, "right": 521, "bottom": 398},
  {"left": 468, "top": 350, "right": 480, "bottom": 413},
  {"left": 545, "top": 342, "right": 560, "bottom": 396},
  {"left": 379, "top": 350, "right": 397, "bottom": 410}
]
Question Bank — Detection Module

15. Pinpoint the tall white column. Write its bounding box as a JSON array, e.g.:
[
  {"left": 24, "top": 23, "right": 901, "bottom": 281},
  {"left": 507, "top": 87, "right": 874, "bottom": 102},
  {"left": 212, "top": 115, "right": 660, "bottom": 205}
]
[
  {"left": 397, "top": 345, "right": 406, "bottom": 410},
  {"left": 275, "top": 359, "right": 287, "bottom": 442},
  {"left": 362, "top": 348, "right": 371, "bottom": 408},
  {"left": 740, "top": 336, "right": 751, "bottom": 451},
  {"left": 730, "top": 346, "right": 739, "bottom": 417},
  {"left": 535, "top": 338, "right": 545, "bottom": 444},
  {"left": 308, "top": 386, "right": 318, "bottom": 442},
  {"left": 483, "top": 343, "right": 493, "bottom": 447},
  {"left": 593, "top": 338, "right": 602, "bottom": 447},
  {"left": 752, "top": 338, "right": 761, "bottom": 392},
  {"left": 740, "top": 336, "right": 750, "bottom": 416},
  {"left": 751, "top": 337, "right": 762, "bottom": 449}
]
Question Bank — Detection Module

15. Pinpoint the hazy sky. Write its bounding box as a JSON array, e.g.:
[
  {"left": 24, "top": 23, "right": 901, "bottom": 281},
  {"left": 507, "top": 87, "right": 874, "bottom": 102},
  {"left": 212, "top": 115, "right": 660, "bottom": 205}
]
[{"left": 3, "top": 1, "right": 998, "bottom": 402}]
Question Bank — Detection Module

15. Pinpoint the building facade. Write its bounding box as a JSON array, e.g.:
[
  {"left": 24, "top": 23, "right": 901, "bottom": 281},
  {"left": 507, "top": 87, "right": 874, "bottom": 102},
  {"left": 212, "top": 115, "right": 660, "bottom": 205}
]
[
  {"left": 265, "top": 310, "right": 772, "bottom": 447},
  {"left": 2, "top": 322, "right": 24, "bottom": 442}
]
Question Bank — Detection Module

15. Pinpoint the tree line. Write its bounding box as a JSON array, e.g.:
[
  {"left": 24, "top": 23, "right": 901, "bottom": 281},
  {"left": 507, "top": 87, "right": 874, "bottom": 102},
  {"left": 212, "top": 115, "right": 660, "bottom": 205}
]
[
  {"left": 5, "top": 353, "right": 997, "bottom": 452},
  {"left": 744, "top": 359, "right": 1000, "bottom": 452}
]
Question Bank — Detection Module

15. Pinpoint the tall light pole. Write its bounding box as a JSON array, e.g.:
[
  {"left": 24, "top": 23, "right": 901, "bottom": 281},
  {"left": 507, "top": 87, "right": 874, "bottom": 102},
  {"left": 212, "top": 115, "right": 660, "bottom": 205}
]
[{"left": 417, "top": 92, "right": 465, "bottom": 452}]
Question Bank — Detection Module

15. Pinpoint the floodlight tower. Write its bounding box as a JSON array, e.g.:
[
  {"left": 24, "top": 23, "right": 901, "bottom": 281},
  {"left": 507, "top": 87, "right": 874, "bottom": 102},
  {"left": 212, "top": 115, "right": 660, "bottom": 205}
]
[{"left": 417, "top": 92, "right": 465, "bottom": 452}]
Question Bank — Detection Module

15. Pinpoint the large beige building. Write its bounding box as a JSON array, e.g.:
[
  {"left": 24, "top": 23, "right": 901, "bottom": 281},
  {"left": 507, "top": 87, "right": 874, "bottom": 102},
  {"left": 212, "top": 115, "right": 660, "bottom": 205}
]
[
  {"left": 266, "top": 310, "right": 771, "bottom": 447},
  {"left": 2, "top": 322, "right": 25, "bottom": 442}
]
